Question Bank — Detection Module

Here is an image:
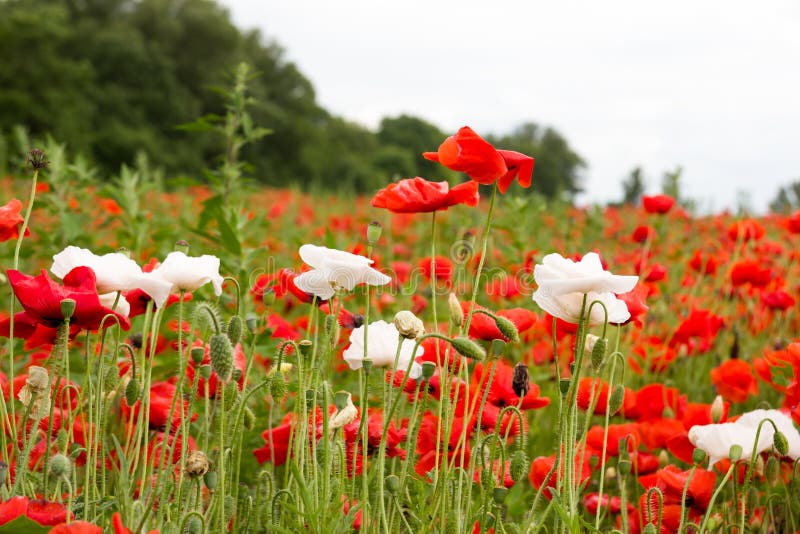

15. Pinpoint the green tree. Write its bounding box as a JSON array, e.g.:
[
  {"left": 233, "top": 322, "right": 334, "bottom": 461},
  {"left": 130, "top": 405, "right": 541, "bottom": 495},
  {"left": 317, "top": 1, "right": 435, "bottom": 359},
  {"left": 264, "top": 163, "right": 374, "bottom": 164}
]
[
  {"left": 377, "top": 115, "right": 453, "bottom": 181},
  {"left": 621, "top": 167, "right": 645, "bottom": 205}
]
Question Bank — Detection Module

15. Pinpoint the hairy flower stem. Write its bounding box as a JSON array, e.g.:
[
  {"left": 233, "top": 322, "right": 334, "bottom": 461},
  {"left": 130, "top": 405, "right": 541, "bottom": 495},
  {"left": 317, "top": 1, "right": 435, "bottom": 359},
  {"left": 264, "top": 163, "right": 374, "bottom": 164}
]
[
  {"left": 699, "top": 463, "right": 735, "bottom": 531},
  {"left": 4, "top": 165, "right": 39, "bottom": 452}
]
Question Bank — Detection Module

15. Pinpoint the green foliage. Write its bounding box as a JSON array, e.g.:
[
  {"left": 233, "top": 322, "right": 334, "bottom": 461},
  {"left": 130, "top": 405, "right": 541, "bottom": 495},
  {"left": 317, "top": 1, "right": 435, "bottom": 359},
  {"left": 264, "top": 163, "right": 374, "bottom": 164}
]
[
  {"left": 621, "top": 166, "right": 645, "bottom": 205},
  {"left": 770, "top": 179, "right": 800, "bottom": 213}
]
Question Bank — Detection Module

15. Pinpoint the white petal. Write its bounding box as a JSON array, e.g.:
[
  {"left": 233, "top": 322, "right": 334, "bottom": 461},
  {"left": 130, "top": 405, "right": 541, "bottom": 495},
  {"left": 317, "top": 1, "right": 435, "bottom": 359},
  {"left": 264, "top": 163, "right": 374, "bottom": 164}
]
[{"left": 294, "top": 270, "right": 335, "bottom": 300}]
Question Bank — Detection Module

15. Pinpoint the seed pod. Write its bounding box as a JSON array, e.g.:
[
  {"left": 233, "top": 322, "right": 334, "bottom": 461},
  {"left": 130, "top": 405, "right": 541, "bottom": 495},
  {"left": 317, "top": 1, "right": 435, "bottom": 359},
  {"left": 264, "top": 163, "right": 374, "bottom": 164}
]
[
  {"left": 692, "top": 448, "right": 706, "bottom": 466},
  {"left": 492, "top": 486, "right": 508, "bottom": 504},
  {"left": 60, "top": 298, "right": 76, "bottom": 320},
  {"left": 559, "top": 379, "right": 571, "bottom": 397},
  {"left": 125, "top": 378, "right": 140, "bottom": 406},
  {"left": 729, "top": 444, "right": 743, "bottom": 462},
  {"left": 774, "top": 431, "right": 789, "bottom": 456},
  {"left": 618, "top": 459, "right": 632, "bottom": 477},
  {"left": 209, "top": 333, "right": 234, "bottom": 382},
  {"left": 49, "top": 454, "right": 71, "bottom": 478},
  {"left": 385, "top": 475, "right": 400, "bottom": 495},
  {"left": 227, "top": 316, "right": 243, "bottom": 345},
  {"left": 591, "top": 337, "right": 608, "bottom": 371},
  {"left": 298, "top": 340, "right": 313, "bottom": 359},
  {"left": 223, "top": 381, "right": 239, "bottom": 410},
  {"left": 449, "top": 336, "right": 486, "bottom": 361},
  {"left": 512, "top": 363, "right": 530, "bottom": 398},
  {"left": 199, "top": 364, "right": 213, "bottom": 380},
  {"left": 366, "top": 221, "right": 382, "bottom": 244},
  {"left": 509, "top": 450, "right": 528, "bottom": 482},
  {"left": 204, "top": 471, "right": 218, "bottom": 491},
  {"left": 185, "top": 450, "right": 210, "bottom": 478},
  {"left": 190, "top": 347, "right": 205, "bottom": 365},
  {"left": 184, "top": 515, "right": 203, "bottom": 534},
  {"left": 421, "top": 362, "right": 436, "bottom": 380}
]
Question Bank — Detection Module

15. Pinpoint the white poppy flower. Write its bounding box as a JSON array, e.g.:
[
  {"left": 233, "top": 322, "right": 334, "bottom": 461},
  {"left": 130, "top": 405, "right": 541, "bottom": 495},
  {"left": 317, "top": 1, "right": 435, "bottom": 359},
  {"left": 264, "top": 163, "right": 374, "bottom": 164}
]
[
  {"left": 532, "top": 252, "right": 638, "bottom": 325},
  {"left": 342, "top": 320, "right": 423, "bottom": 379},
  {"left": 52, "top": 246, "right": 172, "bottom": 307},
  {"left": 98, "top": 292, "right": 131, "bottom": 318},
  {"left": 150, "top": 251, "right": 224, "bottom": 303},
  {"left": 293, "top": 244, "right": 391, "bottom": 300},
  {"left": 330, "top": 392, "right": 358, "bottom": 430},
  {"left": 689, "top": 409, "right": 800, "bottom": 468}
]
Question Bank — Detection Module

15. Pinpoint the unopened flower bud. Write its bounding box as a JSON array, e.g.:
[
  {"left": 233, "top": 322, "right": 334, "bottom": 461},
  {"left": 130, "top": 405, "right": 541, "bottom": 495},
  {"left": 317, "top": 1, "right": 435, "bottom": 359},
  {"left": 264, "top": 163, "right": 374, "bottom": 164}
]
[
  {"left": 509, "top": 450, "right": 528, "bottom": 482},
  {"left": 449, "top": 336, "right": 485, "bottom": 360},
  {"left": 493, "top": 315, "right": 519, "bottom": 343},
  {"left": 231, "top": 368, "right": 243, "bottom": 382},
  {"left": 186, "top": 450, "right": 210, "bottom": 478},
  {"left": 325, "top": 314, "right": 340, "bottom": 346},
  {"left": 367, "top": 221, "right": 382, "bottom": 244},
  {"left": 590, "top": 337, "right": 608, "bottom": 371},
  {"left": 174, "top": 240, "right": 190, "bottom": 254},
  {"left": 692, "top": 448, "right": 706, "bottom": 466},
  {"left": 658, "top": 449, "right": 670, "bottom": 467},
  {"left": 125, "top": 378, "right": 139, "bottom": 406},
  {"left": 223, "top": 381, "right": 239, "bottom": 410},
  {"left": 448, "top": 293, "right": 462, "bottom": 327},
  {"left": 394, "top": 311, "right": 425, "bottom": 339},
  {"left": 56, "top": 429, "right": 68, "bottom": 453},
  {"left": 765, "top": 455, "right": 780, "bottom": 485},
  {"left": 191, "top": 347, "right": 205, "bottom": 365},
  {"left": 385, "top": 474, "right": 400, "bottom": 495},
  {"left": 774, "top": 431, "right": 789, "bottom": 456},
  {"left": 421, "top": 361, "right": 436, "bottom": 380},
  {"left": 362, "top": 358, "right": 373, "bottom": 373},
  {"left": 209, "top": 333, "right": 234, "bottom": 382},
  {"left": 245, "top": 313, "right": 258, "bottom": 335},
  {"left": 204, "top": 471, "right": 218, "bottom": 491},
  {"left": 512, "top": 363, "right": 530, "bottom": 398},
  {"left": 49, "top": 454, "right": 71, "bottom": 478},
  {"left": 227, "top": 316, "right": 243, "bottom": 345},
  {"left": 643, "top": 524, "right": 657, "bottom": 534},
  {"left": 710, "top": 395, "right": 725, "bottom": 423},
  {"left": 243, "top": 407, "right": 256, "bottom": 430},
  {"left": 184, "top": 516, "right": 203, "bottom": 534},
  {"left": 608, "top": 385, "right": 625, "bottom": 415},
  {"left": 60, "top": 298, "right": 76, "bottom": 320},
  {"left": 269, "top": 374, "right": 287, "bottom": 400},
  {"left": 330, "top": 392, "right": 357, "bottom": 429}
]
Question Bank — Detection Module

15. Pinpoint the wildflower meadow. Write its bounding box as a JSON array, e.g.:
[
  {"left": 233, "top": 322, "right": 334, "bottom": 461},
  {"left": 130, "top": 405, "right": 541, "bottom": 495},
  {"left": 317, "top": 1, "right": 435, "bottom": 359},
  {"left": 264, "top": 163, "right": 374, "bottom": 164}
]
[{"left": 0, "top": 73, "right": 799, "bottom": 534}]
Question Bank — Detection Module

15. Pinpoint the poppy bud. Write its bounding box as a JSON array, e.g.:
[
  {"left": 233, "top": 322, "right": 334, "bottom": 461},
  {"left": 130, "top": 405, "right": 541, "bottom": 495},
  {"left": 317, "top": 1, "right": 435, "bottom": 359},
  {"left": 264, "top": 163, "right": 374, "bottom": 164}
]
[
  {"left": 60, "top": 298, "right": 76, "bottom": 320},
  {"left": 710, "top": 395, "right": 725, "bottom": 423},
  {"left": 774, "top": 431, "right": 789, "bottom": 456},
  {"left": 692, "top": 448, "right": 706, "bottom": 466},
  {"left": 185, "top": 450, "right": 210, "bottom": 478},
  {"left": 125, "top": 378, "right": 139, "bottom": 406},
  {"left": 591, "top": 337, "right": 608, "bottom": 371},
  {"left": 232, "top": 368, "right": 243, "bottom": 382},
  {"left": 367, "top": 221, "right": 382, "bottom": 244},
  {"left": 448, "top": 293, "right": 463, "bottom": 327},
  {"left": 385, "top": 475, "right": 400, "bottom": 495},
  {"left": 245, "top": 313, "right": 258, "bottom": 335},
  {"left": 729, "top": 444, "right": 743, "bottom": 462},
  {"left": 490, "top": 339, "right": 507, "bottom": 357},
  {"left": 658, "top": 449, "right": 670, "bottom": 467},
  {"left": 204, "top": 471, "right": 218, "bottom": 491},
  {"left": 618, "top": 459, "right": 632, "bottom": 477},
  {"left": 174, "top": 240, "right": 190, "bottom": 254},
  {"left": 243, "top": 407, "right": 256, "bottom": 430},
  {"left": 191, "top": 347, "right": 205, "bottom": 365},
  {"left": 421, "top": 362, "right": 436, "bottom": 380},
  {"left": 227, "top": 316, "right": 243, "bottom": 345},
  {"left": 394, "top": 311, "right": 425, "bottom": 339},
  {"left": 765, "top": 455, "right": 780, "bottom": 485},
  {"left": 224, "top": 495, "right": 236, "bottom": 521},
  {"left": 223, "top": 382, "right": 239, "bottom": 410},
  {"left": 56, "top": 429, "right": 68, "bottom": 453},
  {"left": 493, "top": 315, "right": 519, "bottom": 343},
  {"left": 184, "top": 516, "right": 203, "bottom": 534},
  {"left": 298, "top": 339, "right": 313, "bottom": 360},
  {"left": 512, "top": 363, "right": 530, "bottom": 398},
  {"left": 605, "top": 466, "right": 617, "bottom": 480},
  {"left": 209, "top": 333, "right": 234, "bottom": 382},
  {"left": 269, "top": 375, "right": 287, "bottom": 401},
  {"left": 492, "top": 487, "right": 508, "bottom": 504},
  {"left": 325, "top": 314, "right": 340, "bottom": 345},
  {"left": 509, "top": 450, "right": 528, "bottom": 482},
  {"left": 199, "top": 364, "right": 213, "bottom": 380},
  {"left": 49, "top": 454, "right": 71, "bottom": 478},
  {"left": 28, "top": 148, "right": 48, "bottom": 170},
  {"left": 449, "top": 336, "right": 485, "bottom": 361}
]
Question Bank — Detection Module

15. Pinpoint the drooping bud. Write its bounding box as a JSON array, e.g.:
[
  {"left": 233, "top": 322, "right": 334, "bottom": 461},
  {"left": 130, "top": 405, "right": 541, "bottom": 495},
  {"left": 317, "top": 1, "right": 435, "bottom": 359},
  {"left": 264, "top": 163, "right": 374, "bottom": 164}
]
[
  {"left": 448, "top": 293, "right": 463, "bottom": 327},
  {"left": 591, "top": 337, "right": 608, "bottom": 371},
  {"left": 512, "top": 363, "right": 530, "bottom": 398},
  {"left": 184, "top": 516, "right": 203, "bottom": 534},
  {"left": 209, "top": 333, "right": 234, "bottom": 382},
  {"left": 765, "top": 455, "right": 780, "bottom": 485},
  {"left": 227, "top": 316, "right": 243, "bottom": 345},
  {"left": 367, "top": 221, "right": 382, "bottom": 244},
  {"left": 449, "top": 336, "right": 486, "bottom": 360},
  {"left": 330, "top": 392, "right": 358, "bottom": 430},
  {"left": 269, "top": 374, "right": 287, "bottom": 401},
  {"left": 393, "top": 311, "right": 425, "bottom": 339},
  {"left": 125, "top": 378, "right": 139, "bottom": 406},
  {"left": 608, "top": 385, "right": 625, "bottom": 415},
  {"left": 710, "top": 395, "right": 725, "bottom": 423},
  {"left": 243, "top": 407, "right": 256, "bottom": 430},
  {"left": 509, "top": 450, "right": 528, "bottom": 482},
  {"left": 493, "top": 315, "right": 519, "bottom": 343},
  {"left": 56, "top": 429, "right": 68, "bottom": 453},
  {"left": 60, "top": 298, "right": 76, "bottom": 320},
  {"left": 185, "top": 450, "right": 210, "bottom": 478},
  {"left": 774, "top": 431, "right": 789, "bottom": 456}
]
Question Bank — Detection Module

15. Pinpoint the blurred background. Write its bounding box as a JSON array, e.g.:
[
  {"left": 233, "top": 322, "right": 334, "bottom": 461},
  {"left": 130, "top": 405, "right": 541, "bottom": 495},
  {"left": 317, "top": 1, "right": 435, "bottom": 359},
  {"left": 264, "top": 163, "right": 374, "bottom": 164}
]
[{"left": 1, "top": 0, "right": 798, "bottom": 213}]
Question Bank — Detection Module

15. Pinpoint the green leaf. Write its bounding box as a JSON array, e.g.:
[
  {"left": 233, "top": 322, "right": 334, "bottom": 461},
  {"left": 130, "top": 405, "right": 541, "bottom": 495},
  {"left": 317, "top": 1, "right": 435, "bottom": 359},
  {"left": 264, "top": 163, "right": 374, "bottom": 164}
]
[
  {"left": 216, "top": 211, "right": 242, "bottom": 257},
  {"left": 0, "top": 516, "right": 50, "bottom": 533}
]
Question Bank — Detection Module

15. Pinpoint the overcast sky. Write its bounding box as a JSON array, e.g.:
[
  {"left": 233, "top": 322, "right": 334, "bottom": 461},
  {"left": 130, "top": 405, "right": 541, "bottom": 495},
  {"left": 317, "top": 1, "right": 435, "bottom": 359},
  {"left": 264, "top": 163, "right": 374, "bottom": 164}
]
[{"left": 221, "top": 0, "right": 800, "bottom": 212}]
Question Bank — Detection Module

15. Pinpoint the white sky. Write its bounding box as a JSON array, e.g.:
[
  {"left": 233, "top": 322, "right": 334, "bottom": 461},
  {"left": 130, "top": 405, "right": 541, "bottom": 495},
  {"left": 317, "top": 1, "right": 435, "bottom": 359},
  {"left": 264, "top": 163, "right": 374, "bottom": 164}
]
[{"left": 221, "top": 0, "right": 800, "bottom": 212}]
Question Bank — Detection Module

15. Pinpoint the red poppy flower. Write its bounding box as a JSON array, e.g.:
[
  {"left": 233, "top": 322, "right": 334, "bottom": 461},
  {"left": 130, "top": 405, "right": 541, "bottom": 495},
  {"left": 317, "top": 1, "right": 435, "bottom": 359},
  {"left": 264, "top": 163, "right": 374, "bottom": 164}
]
[
  {"left": 473, "top": 360, "right": 549, "bottom": 411},
  {"left": 49, "top": 520, "right": 103, "bottom": 533},
  {"left": 418, "top": 256, "right": 454, "bottom": 285},
  {"left": 254, "top": 413, "right": 294, "bottom": 465},
  {"left": 528, "top": 451, "right": 591, "bottom": 495},
  {"left": 415, "top": 412, "right": 471, "bottom": 477},
  {"left": 669, "top": 308, "right": 724, "bottom": 351},
  {"left": 642, "top": 194, "right": 675, "bottom": 214},
  {"left": 6, "top": 267, "right": 130, "bottom": 332},
  {"left": 0, "top": 497, "right": 68, "bottom": 526},
  {"left": 730, "top": 259, "right": 771, "bottom": 287},
  {"left": 710, "top": 359, "right": 758, "bottom": 403},
  {"left": 0, "top": 198, "right": 29, "bottom": 242},
  {"left": 343, "top": 410, "right": 407, "bottom": 476},
  {"left": 423, "top": 126, "right": 534, "bottom": 193},
  {"left": 614, "top": 284, "right": 649, "bottom": 326},
  {"left": 121, "top": 381, "right": 196, "bottom": 432},
  {"left": 760, "top": 289, "right": 795, "bottom": 311},
  {"left": 727, "top": 220, "right": 765, "bottom": 242},
  {"left": 371, "top": 177, "right": 479, "bottom": 213},
  {"left": 632, "top": 225, "right": 655, "bottom": 243},
  {"left": 462, "top": 303, "right": 537, "bottom": 342}
]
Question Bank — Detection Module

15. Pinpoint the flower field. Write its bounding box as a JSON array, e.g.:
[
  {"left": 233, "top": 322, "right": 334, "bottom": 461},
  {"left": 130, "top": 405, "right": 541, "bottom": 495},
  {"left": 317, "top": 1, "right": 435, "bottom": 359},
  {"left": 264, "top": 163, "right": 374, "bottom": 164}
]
[{"left": 0, "top": 128, "right": 799, "bottom": 534}]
